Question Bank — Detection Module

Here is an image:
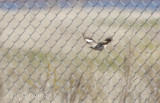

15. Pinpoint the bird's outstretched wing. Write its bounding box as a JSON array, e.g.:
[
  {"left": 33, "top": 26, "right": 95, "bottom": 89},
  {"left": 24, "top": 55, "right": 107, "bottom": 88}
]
[
  {"left": 82, "top": 34, "right": 97, "bottom": 45},
  {"left": 98, "top": 37, "right": 113, "bottom": 45},
  {"left": 105, "top": 37, "right": 112, "bottom": 43}
]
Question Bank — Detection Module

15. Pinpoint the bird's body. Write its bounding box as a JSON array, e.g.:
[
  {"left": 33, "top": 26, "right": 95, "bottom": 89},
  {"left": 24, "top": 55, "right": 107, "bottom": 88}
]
[
  {"left": 90, "top": 43, "right": 104, "bottom": 51},
  {"left": 82, "top": 34, "right": 113, "bottom": 51}
]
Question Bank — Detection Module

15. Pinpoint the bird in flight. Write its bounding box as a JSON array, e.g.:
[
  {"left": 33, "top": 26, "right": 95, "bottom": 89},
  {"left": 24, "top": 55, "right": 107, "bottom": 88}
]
[{"left": 83, "top": 34, "right": 113, "bottom": 51}]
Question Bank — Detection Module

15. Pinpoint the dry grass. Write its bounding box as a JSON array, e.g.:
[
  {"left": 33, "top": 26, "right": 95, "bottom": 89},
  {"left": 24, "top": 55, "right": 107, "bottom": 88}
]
[
  {"left": 120, "top": 29, "right": 135, "bottom": 102},
  {"left": 52, "top": 59, "right": 96, "bottom": 103}
]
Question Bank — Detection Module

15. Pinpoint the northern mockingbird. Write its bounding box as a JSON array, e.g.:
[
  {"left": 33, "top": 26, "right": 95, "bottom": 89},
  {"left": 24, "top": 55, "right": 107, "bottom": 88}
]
[{"left": 83, "top": 34, "right": 113, "bottom": 51}]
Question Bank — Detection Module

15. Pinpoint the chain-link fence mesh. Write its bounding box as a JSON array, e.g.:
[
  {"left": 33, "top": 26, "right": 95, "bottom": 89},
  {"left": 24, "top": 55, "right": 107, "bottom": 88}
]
[{"left": 0, "top": 0, "right": 160, "bottom": 103}]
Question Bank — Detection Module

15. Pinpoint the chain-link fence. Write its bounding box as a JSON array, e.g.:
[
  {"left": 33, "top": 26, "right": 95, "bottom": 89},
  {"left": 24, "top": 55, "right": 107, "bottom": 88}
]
[{"left": 0, "top": 0, "right": 160, "bottom": 103}]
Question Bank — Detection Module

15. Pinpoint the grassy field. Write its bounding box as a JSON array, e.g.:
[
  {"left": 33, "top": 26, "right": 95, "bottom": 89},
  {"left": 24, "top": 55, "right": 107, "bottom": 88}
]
[{"left": 0, "top": 7, "right": 160, "bottom": 103}]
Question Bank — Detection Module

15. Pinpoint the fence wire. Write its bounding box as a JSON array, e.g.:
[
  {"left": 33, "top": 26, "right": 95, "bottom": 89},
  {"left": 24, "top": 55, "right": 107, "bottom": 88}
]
[{"left": 0, "top": 0, "right": 160, "bottom": 103}]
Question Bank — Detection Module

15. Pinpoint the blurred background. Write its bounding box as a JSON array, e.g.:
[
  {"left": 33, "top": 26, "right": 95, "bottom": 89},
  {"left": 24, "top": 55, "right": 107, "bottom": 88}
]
[{"left": 0, "top": 0, "right": 160, "bottom": 103}]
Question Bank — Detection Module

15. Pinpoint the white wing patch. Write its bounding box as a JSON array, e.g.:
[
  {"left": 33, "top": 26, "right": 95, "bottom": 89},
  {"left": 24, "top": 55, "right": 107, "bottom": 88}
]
[
  {"left": 104, "top": 45, "right": 108, "bottom": 48},
  {"left": 85, "top": 38, "right": 94, "bottom": 43}
]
